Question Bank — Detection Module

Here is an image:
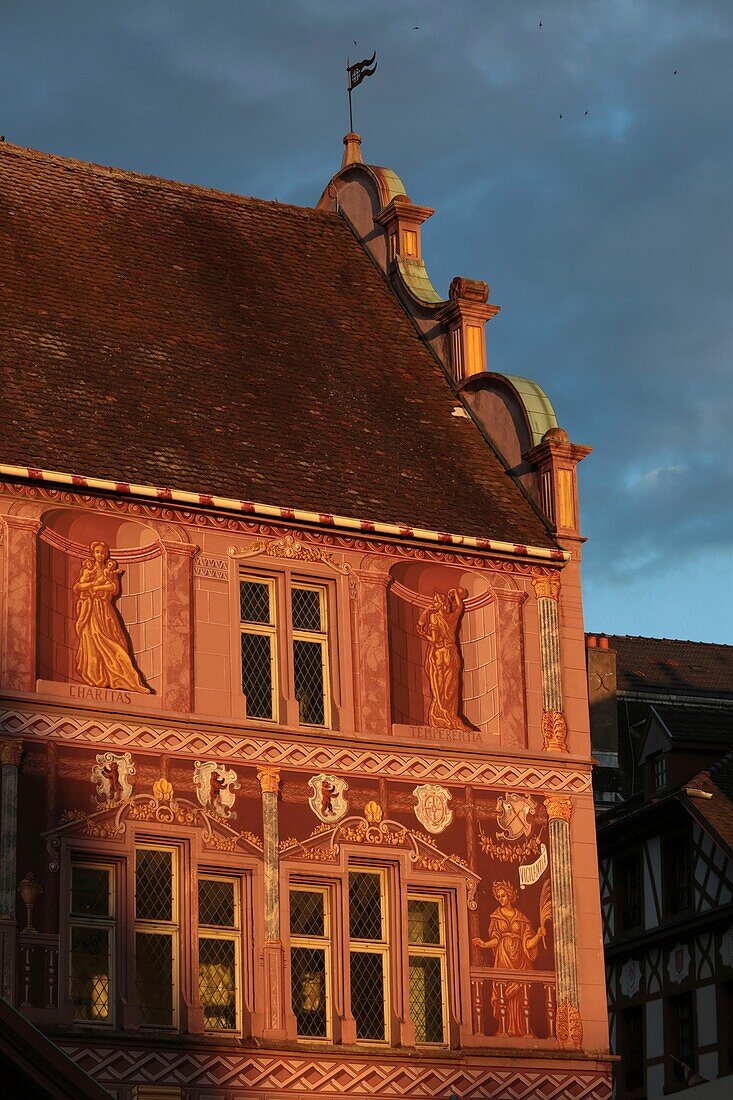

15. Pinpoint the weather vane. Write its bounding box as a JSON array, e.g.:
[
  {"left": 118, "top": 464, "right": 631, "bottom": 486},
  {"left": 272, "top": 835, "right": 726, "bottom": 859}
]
[{"left": 346, "top": 50, "right": 377, "bottom": 132}]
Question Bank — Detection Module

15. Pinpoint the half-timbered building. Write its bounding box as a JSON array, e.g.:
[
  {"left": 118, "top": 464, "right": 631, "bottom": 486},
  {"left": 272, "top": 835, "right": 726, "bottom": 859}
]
[
  {"left": 0, "top": 133, "right": 611, "bottom": 1099},
  {"left": 591, "top": 635, "right": 733, "bottom": 1097}
]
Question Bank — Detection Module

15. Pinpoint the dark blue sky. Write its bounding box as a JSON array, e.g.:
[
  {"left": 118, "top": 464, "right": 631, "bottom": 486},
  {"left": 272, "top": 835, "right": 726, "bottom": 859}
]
[{"left": 3, "top": 1, "right": 732, "bottom": 642}]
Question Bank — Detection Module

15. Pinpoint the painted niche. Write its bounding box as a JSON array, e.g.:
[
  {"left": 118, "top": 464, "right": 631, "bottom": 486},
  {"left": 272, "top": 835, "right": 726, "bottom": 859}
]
[
  {"left": 37, "top": 510, "right": 163, "bottom": 694},
  {"left": 388, "top": 561, "right": 498, "bottom": 737}
]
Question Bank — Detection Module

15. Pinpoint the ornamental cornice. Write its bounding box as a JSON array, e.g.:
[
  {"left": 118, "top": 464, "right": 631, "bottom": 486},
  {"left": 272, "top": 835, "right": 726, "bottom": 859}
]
[
  {"left": 0, "top": 707, "right": 591, "bottom": 794},
  {"left": 0, "top": 480, "right": 562, "bottom": 576}
]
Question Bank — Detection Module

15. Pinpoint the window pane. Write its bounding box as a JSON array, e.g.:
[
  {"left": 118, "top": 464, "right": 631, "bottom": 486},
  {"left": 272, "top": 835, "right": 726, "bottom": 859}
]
[
  {"left": 239, "top": 580, "right": 272, "bottom": 624},
  {"left": 292, "top": 586, "right": 323, "bottom": 632},
  {"left": 350, "top": 951, "right": 385, "bottom": 1040},
  {"left": 199, "top": 878, "right": 236, "bottom": 928},
  {"left": 349, "top": 872, "right": 383, "bottom": 941},
  {"left": 71, "top": 866, "right": 111, "bottom": 917},
  {"left": 135, "top": 932, "right": 173, "bottom": 1027},
  {"left": 290, "top": 890, "right": 325, "bottom": 938},
  {"left": 241, "top": 632, "right": 274, "bottom": 719},
  {"left": 70, "top": 926, "right": 110, "bottom": 1021},
  {"left": 408, "top": 899, "right": 441, "bottom": 945},
  {"left": 409, "top": 955, "right": 444, "bottom": 1043},
  {"left": 199, "top": 937, "right": 237, "bottom": 1030},
  {"left": 291, "top": 946, "right": 328, "bottom": 1038},
  {"left": 293, "top": 639, "right": 325, "bottom": 726},
  {"left": 136, "top": 849, "right": 173, "bottom": 922}
]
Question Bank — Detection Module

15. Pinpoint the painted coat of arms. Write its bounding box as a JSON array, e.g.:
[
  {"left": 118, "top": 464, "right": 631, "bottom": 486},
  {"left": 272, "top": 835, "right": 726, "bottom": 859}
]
[
  {"left": 413, "top": 784, "right": 453, "bottom": 834},
  {"left": 496, "top": 792, "right": 536, "bottom": 840},
  {"left": 91, "top": 751, "right": 135, "bottom": 805},
  {"left": 308, "top": 774, "right": 348, "bottom": 823},
  {"left": 193, "top": 761, "right": 240, "bottom": 820}
]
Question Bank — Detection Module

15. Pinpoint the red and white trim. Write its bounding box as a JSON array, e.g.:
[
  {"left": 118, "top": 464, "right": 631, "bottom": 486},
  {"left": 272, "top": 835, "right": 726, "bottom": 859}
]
[{"left": 0, "top": 463, "right": 569, "bottom": 563}]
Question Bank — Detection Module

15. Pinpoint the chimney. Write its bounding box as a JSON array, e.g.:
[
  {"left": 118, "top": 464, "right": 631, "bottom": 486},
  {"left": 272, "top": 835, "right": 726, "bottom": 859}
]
[
  {"left": 586, "top": 634, "right": 620, "bottom": 807},
  {"left": 438, "top": 277, "right": 500, "bottom": 382}
]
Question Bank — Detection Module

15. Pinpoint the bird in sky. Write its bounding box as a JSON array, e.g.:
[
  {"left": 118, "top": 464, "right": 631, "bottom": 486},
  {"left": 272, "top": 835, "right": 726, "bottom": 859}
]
[
  {"left": 674, "top": 69, "right": 678, "bottom": 75},
  {"left": 585, "top": 110, "right": 589, "bottom": 116},
  {"left": 559, "top": 113, "right": 563, "bottom": 119},
  {"left": 539, "top": 20, "right": 543, "bottom": 28}
]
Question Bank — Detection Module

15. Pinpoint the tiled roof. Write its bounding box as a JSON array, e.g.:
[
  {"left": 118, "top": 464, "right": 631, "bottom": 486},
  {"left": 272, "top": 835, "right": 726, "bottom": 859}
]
[
  {"left": 601, "top": 634, "right": 733, "bottom": 699},
  {"left": 680, "top": 752, "right": 733, "bottom": 856},
  {"left": 653, "top": 704, "right": 733, "bottom": 746},
  {"left": 0, "top": 142, "right": 555, "bottom": 548}
]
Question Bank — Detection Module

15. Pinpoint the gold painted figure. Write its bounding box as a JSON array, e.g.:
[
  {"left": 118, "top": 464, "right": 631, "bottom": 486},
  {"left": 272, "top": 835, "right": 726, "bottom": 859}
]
[
  {"left": 73, "top": 541, "right": 150, "bottom": 693},
  {"left": 472, "top": 880, "right": 552, "bottom": 1037},
  {"left": 416, "top": 586, "right": 470, "bottom": 730}
]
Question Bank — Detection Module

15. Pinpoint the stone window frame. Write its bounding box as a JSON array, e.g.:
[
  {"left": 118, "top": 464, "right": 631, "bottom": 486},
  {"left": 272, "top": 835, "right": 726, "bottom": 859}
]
[
  {"left": 231, "top": 561, "right": 350, "bottom": 731},
  {"left": 59, "top": 828, "right": 256, "bottom": 1036}
]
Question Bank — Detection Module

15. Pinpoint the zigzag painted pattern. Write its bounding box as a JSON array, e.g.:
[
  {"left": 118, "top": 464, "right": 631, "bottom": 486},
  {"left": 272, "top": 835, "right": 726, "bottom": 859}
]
[
  {"left": 0, "top": 708, "right": 591, "bottom": 792},
  {"left": 60, "top": 1046, "right": 610, "bottom": 1099}
]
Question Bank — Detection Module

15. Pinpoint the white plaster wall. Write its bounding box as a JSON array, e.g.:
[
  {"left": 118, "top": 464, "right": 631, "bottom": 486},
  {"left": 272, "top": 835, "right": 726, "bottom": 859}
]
[
  {"left": 696, "top": 984, "right": 717, "bottom": 1047},
  {"left": 699, "top": 1052, "right": 718, "bottom": 1082},
  {"left": 647, "top": 1063, "right": 665, "bottom": 1099},
  {"left": 646, "top": 999, "right": 664, "bottom": 1059},
  {"left": 644, "top": 836, "right": 661, "bottom": 930}
]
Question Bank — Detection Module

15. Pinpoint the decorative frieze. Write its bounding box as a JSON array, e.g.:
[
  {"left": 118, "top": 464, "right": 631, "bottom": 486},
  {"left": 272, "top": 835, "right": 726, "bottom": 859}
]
[
  {"left": 0, "top": 707, "right": 593, "bottom": 792},
  {"left": 60, "top": 1042, "right": 611, "bottom": 1098}
]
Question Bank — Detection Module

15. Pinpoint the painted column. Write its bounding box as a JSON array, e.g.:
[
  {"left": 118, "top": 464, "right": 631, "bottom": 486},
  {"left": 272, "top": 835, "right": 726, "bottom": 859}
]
[
  {"left": 0, "top": 737, "right": 23, "bottom": 1003},
  {"left": 544, "top": 794, "right": 582, "bottom": 1049},
  {"left": 161, "top": 541, "right": 197, "bottom": 712},
  {"left": 1, "top": 516, "right": 41, "bottom": 692},
  {"left": 495, "top": 590, "right": 528, "bottom": 748},
  {"left": 532, "top": 575, "right": 568, "bottom": 752},
  {"left": 257, "top": 766, "right": 286, "bottom": 1039},
  {"left": 353, "top": 569, "right": 391, "bottom": 735}
]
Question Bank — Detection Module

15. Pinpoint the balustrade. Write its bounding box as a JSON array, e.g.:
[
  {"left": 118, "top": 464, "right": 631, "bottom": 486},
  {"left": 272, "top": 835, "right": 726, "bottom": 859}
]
[
  {"left": 471, "top": 968, "right": 556, "bottom": 1041},
  {"left": 18, "top": 933, "right": 58, "bottom": 1016}
]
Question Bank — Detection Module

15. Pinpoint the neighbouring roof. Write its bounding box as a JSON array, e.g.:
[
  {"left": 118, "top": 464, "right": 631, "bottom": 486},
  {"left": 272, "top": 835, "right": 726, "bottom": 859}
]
[
  {"left": 680, "top": 752, "right": 733, "bottom": 857},
  {"left": 603, "top": 634, "right": 733, "bottom": 699},
  {"left": 652, "top": 704, "right": 733, "bottom": 746},
  {"left": 0, "top": 141, "right": 555, "bottom": 548}
]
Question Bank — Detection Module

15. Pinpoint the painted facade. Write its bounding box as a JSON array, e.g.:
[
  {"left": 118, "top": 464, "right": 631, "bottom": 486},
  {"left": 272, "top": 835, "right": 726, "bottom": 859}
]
[{"left": 0, "top": 135, "right": 611, "bottom": 1099}]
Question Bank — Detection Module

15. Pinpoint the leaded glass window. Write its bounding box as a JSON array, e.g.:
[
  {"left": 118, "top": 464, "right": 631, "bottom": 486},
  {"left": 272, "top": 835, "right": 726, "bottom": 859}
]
[
  {"left": 239, "top": 573, "right": 332, "bottom": 728},
  {"left": 198, "top": 876, "right": 240, "bottom": 1031},
  {"left": 69, "top": 863, "right": 114, "bottom": 1024},
  {"left": 290, "top": 886, "right": 330, "bottom": 1039},
  {"left": 240, "top": 576, "right": 277, "bottom": 720},
  {"left": 135, "top": 846, "right": 177, "bottom": 1028},
  {"left": 349, "top": 870, "right": 388, "bottom": 1042},
  {"left": 292, "top": 584, "right": 329, "bottom": 727},
  {"left": 407, "top": 896, "right": 447, "bottom": 1045}
]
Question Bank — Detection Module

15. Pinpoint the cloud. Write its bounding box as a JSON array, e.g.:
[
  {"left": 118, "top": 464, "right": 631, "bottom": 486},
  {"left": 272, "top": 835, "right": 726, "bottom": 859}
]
[{"left": 2, "top": 0, "right": 732, "bottom": 639}]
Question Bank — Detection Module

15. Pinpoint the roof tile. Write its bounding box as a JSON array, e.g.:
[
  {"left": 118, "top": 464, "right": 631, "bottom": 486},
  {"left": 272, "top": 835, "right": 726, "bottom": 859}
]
[{"left": 0, "top": 143, "right": 554, "bottom": 547}]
